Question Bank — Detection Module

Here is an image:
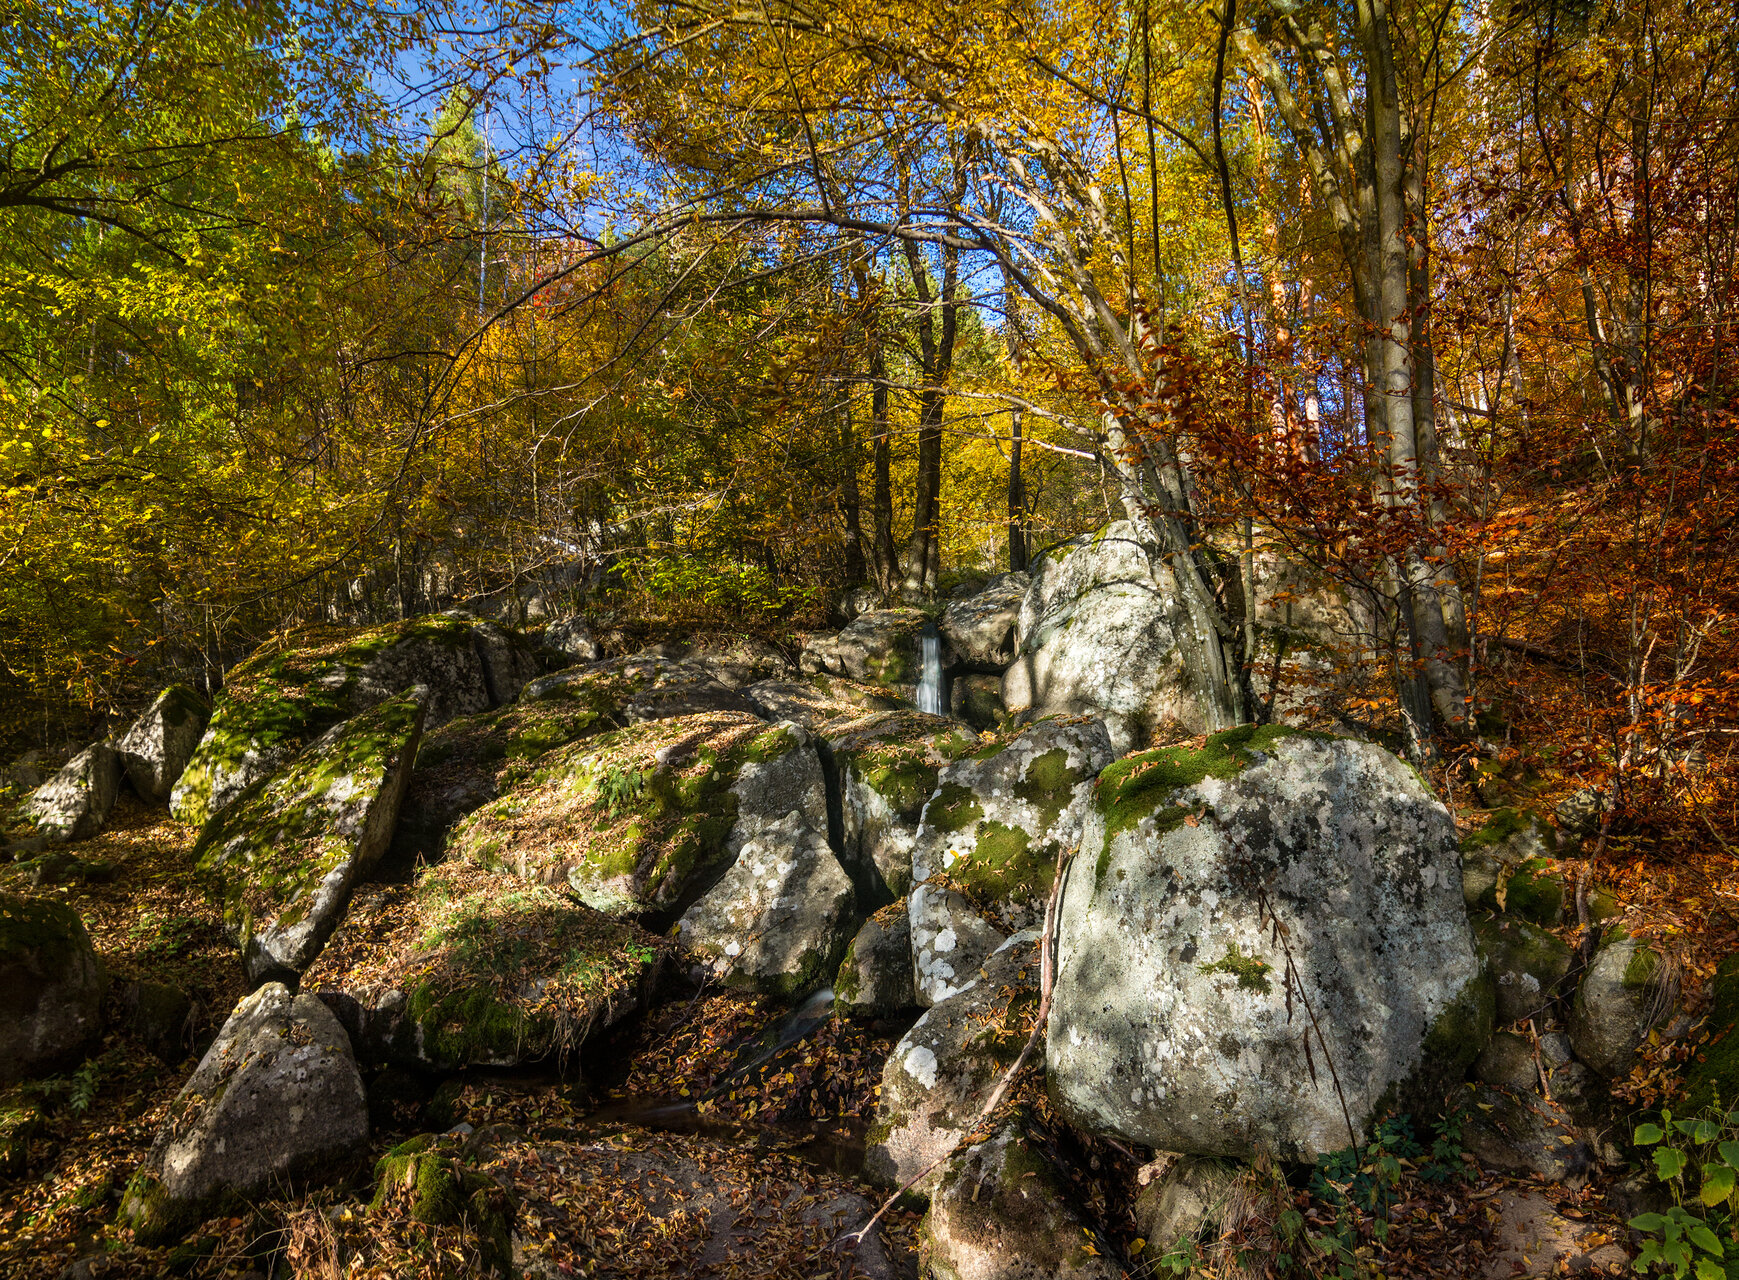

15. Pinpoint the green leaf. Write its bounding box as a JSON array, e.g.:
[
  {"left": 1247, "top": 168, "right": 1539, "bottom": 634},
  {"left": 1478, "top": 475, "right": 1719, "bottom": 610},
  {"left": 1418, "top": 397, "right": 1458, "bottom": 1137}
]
[
  {"left": 1694, "top": 1121, "right": 1722, "bottom": 1143},
  {"left": 1688, "top": 1224, "right": 1724, "bottom": 1256},
  {"left": 1630, "top": 1213, "right": 1670, "bottom": 1232},
  {"left": 1637, "top": 1123, "right": 1667, "bottom": 1146},
  {"left": 1718, "top": 1142, "right": 1739, "bottom": 1169},
  {"left": 1701, "top": 1164, "right": 1736, "bottom": 1205},
  {"left": 1657, "top": 1148, "right": 1688, "bottom": 1181},
  {"left": 1696, "top": 1258, "right": 1726, "bottom": 1280}
]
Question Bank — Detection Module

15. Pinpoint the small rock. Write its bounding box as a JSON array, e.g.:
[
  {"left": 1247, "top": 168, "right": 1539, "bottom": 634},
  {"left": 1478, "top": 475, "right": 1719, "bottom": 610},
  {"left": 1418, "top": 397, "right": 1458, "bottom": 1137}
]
[
  {"left": 1132, "top": 1156, "right": 1242, "bottom": 1260},
  {"left": 369, "top": 1133, "right": 514, "bottom": 1276},
  {"left": 541, "top": 617, "right": 600, "bottom": 664},
  {"left": 0, "top": 892, "right": 108, "bottom": 1083},
  {"left": 1555, "top": 788, "right": 1605, "bottom": 842},
  {"left": 949, "top": 674, "right": 1007, "bottom": 730},
  {"left": 1475, "top": 915, "right": 1573, "bottom": 1024},
  {"left": 1462, "top": 1085, "right": 1595, "bottom": 1185},
  {"left": 923, "top": 1113, "right": 1121, "bottom": 1280},
  {"left": 116, "top": 980, "right": 193, "bottom": 1061},
  {"left": 18, "top": 743, "right": 122, "bottom": 843},
  {"left": 117, "top": 982, "right": 368, "bottom": 1245},
  {"left": 1475, "top": 1032, "right": 1540, "bottom": 1091},
  {"left": 1568, "top": 931, "right": 1676, "bottom": 1078}
]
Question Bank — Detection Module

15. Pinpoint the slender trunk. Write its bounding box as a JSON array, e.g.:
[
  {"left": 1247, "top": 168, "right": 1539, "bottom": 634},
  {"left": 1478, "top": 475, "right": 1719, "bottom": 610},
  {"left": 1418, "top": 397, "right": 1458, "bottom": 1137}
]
[
  {"left": 1002, "top": 269, "right": 1028, "bottom": 572},
  {"left": 902, "top": 237, "right": 959, "bottom": 594},
  {"left": 840, "top": 394, "right": 866, "bottom": 581}
]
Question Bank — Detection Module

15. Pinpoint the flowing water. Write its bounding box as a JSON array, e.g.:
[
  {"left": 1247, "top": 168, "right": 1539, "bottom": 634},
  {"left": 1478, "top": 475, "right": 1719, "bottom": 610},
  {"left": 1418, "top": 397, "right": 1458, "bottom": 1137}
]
[{"left": 916, "top": 623, "right": 946, "bottom": 715}]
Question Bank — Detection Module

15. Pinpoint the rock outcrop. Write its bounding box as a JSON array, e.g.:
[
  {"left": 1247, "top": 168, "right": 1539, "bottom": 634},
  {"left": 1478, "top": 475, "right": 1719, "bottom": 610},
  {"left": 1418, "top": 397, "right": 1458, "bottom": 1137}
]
[
  {"left": 171, "top": 612, "right": 538, "bottom": 828},
  {"left": 18, "top": 743, "right": 122, "bottom": 843},
  {"left": 1047, "top": 727, "right": 1490, "bottom": 1161},
  {"left": 0, "top": 893, "right": 107, "bottom": 1082},
  {"left": 449, "top": 712, "right": 827, "bottom": 919},
  {"left": 939, "top": 573, "right": 1028, "bottom": 671},
  {"left": 1000, "top": 523, "right": 1199, "bottom": 754},
  {"left": 118, "top": 982, "right": 369, "bottom": 1245},
  {"left": 835, "top": 902, "right": 917, "bottom": 1016},
  {"left": 193, "top": 687, "right": 426, "bottom": 985},
  {"left": 116, "top": 684, "right": 209, "bottom": 804},
  {"left": 909, "top": 717, "right": 1110, "bottom": 1005},
  {"left": 800, "top": 608, "right": 928, "bottom": 696}
]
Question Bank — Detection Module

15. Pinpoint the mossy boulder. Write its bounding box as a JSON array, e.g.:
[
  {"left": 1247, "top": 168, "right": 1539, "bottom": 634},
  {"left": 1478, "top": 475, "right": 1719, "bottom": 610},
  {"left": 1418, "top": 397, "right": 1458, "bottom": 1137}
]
[
  {"left": 1461, "top": 810, "right": 1564, "bottom": 925},
  {"left": 518, "top": 653, "right": 762, "bottom": 723},
  {"left": 1682, "top": 954, "right": 1739, "bottom": 1112},
  {"left": 922, "top": 1111, "right": 1120, "bottom": 1280},
  {"left": 117, "top": 684, "right": 209, "bottom": 805},
  {"left": 0, "top": 892, "right": 107, "bottom": 1083},
  {"left": 316, "top": 862, "right": 666, "bottom": 1071},
  {"left": 1049, "top": 728, "right": 1485, "bottom": 1162},
  {"left": 836, "top": 901, "right": 917, "bottom": 1016},
  {"left": 742, "top": 672, "right": 906, "bottom": 729},
  {"left": 828, "top": 710, "right": 979, "bottom": 903},
  {"left": 118, "top": 982, "right": 367, "bottom": 1246},
  {"left": 938, "top": 572, "right": 1028, "bottom": 671},
  {"left": 1473, "top": 915, "right": 1573, "bottom": 1025},
  {"left": 1568, "top": 930, "right": 1677, "bottom": 1078},
  {"left": 1460, "top": 1083, "right": 1596, "bottom": 1183},
  {"left": 17, "top": 742, "right": 122, "bottom": 843},
  {"left": 170, "top": 612, "right": 539, "bottom": 828},
  {"left": 800, "top": 607, "right": 929, "bottom": 693},
  {"left": 948, "top": 673, "right": 1007, "bottom": 731},
  {"left": 909, "top": 717, "right": 1112, "bottom": 1005},
  {"left": 193, "top": 688, "right": 426, "bottom": 985},
  {"left": 1132, "top": 1156, "right": 1244, "bottom": 1266},
  {"left": 865, "top": 933, "right": 1040, "bottom": 1196},
  {"left": 449, "top": 711, "right": 825, "bottom": 920},
  {"left": 368, "top": 1134, "right": 515, "bottom": 1275}
]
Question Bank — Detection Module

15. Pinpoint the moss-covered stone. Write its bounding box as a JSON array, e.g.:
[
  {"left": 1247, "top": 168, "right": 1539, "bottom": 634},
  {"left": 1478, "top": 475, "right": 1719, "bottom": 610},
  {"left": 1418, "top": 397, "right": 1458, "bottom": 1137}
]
[
  {"left": 1, "top": 1093, "right": 41, "bottom": 1176},
  {"left": 1683, "top": 954, "right": 1739, "bottom": 1113},
  {"left": 1, "top": 892, "right": 107, "bottom": 1083},
  {"left": 370, "top": 1134, "right": 514, "bottom": 1275},
  {"left": 1473, "top": 914, "right": 1573, "bottom": 1024}
]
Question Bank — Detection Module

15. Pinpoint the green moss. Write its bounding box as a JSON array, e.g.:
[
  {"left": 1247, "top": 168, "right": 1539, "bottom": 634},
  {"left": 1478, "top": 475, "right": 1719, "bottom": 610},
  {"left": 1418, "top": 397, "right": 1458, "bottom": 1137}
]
[
  {"left": 834, "top": 947, "right": 863, "bottom": 1004},
  {"left": 1477, "top": 857, "right": 1565, "bottom": 926},
  {"left": 1012, "top": 748, "right": 1080, "bottom": 832},
  {"left": 0, "top": 892, "right": 90, "bottom": 969},
  {"left": 405, "top": 985, "right": 545, "bottom": 1068},
  {"left": 1683, "top": 954, "right": 1739, "bottom": 1112},
  {"left": 1094, "top": 724, "right": 1320, "bottom": 847},
  {"left": 926, "top": 782, "right": 983, "bottom": 834},
  {"left": 945, "top": 821, "right": 1056, "bottom": 921},
  {"left": 742, "top": 724, "right": 795, "bottom": 763},
  {"left": 370, "top": 1134, "right": 514, "bottom": 1275},
  {"left": 1622, "top": 942, "right": 1662, "bottom": 989},
  {"left": 118, "top": 1168, "right": 193, "bottom": 1247},
  {"left": 1403, "top": 969, "right": 1497, "bottom": 1113},
  {"left": 1460, "top": 807, "right": 1558, "bottom": 856},
  {"left": 1197, "top": 941, "right": 1272, "bottom": 993},
  {"left": 1, "top": 1096, "right": 40, "bottom": 1177}
]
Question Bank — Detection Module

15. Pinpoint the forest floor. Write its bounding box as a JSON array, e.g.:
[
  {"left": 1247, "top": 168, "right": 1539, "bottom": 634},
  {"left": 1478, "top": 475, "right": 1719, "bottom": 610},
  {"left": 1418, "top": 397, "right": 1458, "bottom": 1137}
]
[{"left": 1, "top": 781, "right": 1730, "bottom": 1277}]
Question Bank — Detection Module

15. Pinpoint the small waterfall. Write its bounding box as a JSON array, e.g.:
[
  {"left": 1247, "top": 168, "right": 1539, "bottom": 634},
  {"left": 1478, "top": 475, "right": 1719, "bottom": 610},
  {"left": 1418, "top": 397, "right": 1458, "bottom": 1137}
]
[{"left": 916, "top": 623, "right": 946, "bottom": 715}]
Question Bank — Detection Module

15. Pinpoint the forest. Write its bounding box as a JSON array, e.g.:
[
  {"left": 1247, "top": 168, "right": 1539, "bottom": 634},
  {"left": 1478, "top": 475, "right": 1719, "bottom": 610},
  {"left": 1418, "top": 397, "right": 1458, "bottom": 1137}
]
[{"left": 2, "top": 0, "right": 1738, "bottom": 1277}]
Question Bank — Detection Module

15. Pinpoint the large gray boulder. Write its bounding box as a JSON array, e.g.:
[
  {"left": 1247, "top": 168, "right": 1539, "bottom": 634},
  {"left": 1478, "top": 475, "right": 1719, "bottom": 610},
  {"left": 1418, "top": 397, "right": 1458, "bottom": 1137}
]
[
  {"left": 1001, "top": 524, "right": 1199, "bottom": 754},
  {"left": 865, "top": 932, "right": 1039, "bottom": 1195},
  {"left": 18, "top": 742, "right": 122, "bottom": 842},
  {"left": 800, "top": 608, "right": 928, "bottom": 695},
  {"left": 674, "top": 811, "right": 857, "bottom": 999},
  {"left": 939, "top": 573, "right": 1029, "bottom": 671},
  {"left": 909, "top": 717, "right": 1111, "bottom": 1005},
  {"left": 0, "top": 893, "right": 107, "bottom": 1083},
  {"left": 117, "top": 982, "right": 368, "bottom": 1245},
  {"left": 923, "top": 1113, "right": 1121, "bottom": 1280},
  {"left": 171, "top": 612, "right": 539, "bottom": 828},
  {"left": 450, "top": 713, "right": 827, "bottom": 920},
  {"left": 828, "top": 710, "right": 979, "bottom": 901},
  {"left": 1568, "top": 930, "right": 1676, "bottom": 1078},
  {"left": 117, "top": 685, "right": 209, "bottom": 804},
  {"left": 193, "top": 688, "right": 426, "bottom": 985},
  {"left": 1047, "top": 727, "right": 1491, "bottom": 1162}
]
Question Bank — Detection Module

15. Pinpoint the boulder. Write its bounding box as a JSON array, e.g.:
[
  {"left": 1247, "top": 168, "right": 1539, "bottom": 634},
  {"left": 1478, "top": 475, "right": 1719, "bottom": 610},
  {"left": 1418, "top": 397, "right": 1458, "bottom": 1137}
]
[
  {"left": 312, "top": 863, "right": 664, "bottom": 1072},
  {"left": 118, "top": 982, "right": 368, "bottom": 1245},
  {"left": 0, "top": 893, "right": 108, "bottom": 1083},
  {"left": 675, "top": 810, "right": 857, "bottom": 999},
  {"left": 116, "top": 685, "right": 209, "bottom": 804},
  {"left": 1001, "top": 523, "right": 1198, "bottom": 754},
  {"left": 170, "top": 612, "right": 538, "bottom": 828},
  {"left": 1474, "top": 1031, "right": 1540, "bottom": 1091},
  {"left": 939, "top": 573, "right": 1028, "bottom": 671},
  {"left": 910, "top": 717, "right": 1111, "bottom": 1005},
  {"left": 827, "top": 710, "right": 979, "bottom": 901},
  {"left": 1474, "top": 915, "right": 1573, "bottom": 1025},
  {"left": 1555, "top": 788, "right": 1605, "bottom": 842},
  {"left": 1568, "top": 929, "right": 1676, "bottom": 1078},
  {"left": 449, "top": 713, "right": 827, "bottom": 920},
  {"left": 541, "top": 616, "right": 600, "bottom": 664},
  {"left": 743, "top": 674, "right": 905, "bottom": 728},
  {"left": 923, "top": 1113, "right": 1121, "bottom": 1280},
  {"left": 116, "top": 980, "right": 194, "bottom": 1061},
  {"left": 835, "top": 902, "right": 917, "bottom": 1016},
  {"left": 18, "top": 743, "right": 122, "bottom": 842},
  {"left": 800, "top": 608, "right": 928, "bottom": 695},
  {"left": 1460, "top": 1084, "right": 1596, "bottom": 1184},
  {"left": 1683, "top": 953, "right": 1739, "bottom": 1112},
  {"left": 1460, "top": 810, "right": 1565, "bottom": 925},
  {"left": 865, "top": 932, "right": 1039, "bottom": 1194},
  {"left": 950, "top": 674, "right": 1007, "bottom": 731},
  {"left": 519, "top": 653, "right": 763, "bottom": 723},
  {"left": 193, "top": 687, "right": 426, "bottom": 985},
  {"left": 635, "top": 634, "right": 795, "bottom": 690},
  {"left": 1047, "top": 727, "right": 1490, "bottom": 1162},
  {"left": 368, "top": 1133, "right": 515, "bottom": 1275}
]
